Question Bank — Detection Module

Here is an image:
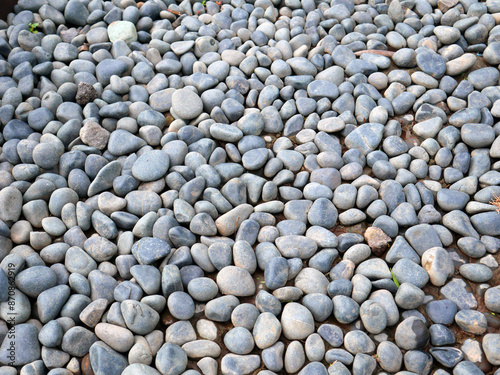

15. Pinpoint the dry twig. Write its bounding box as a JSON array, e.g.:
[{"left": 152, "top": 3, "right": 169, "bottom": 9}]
[{"left": 490, "top": 194, "right": 500, "bottom": 213}]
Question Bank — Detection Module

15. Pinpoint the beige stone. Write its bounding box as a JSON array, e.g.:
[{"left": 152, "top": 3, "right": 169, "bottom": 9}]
[
  {"left": 80, "top": 121, "right": 110, "bottom": 150},
  {"left": 437, "top": 0, "right": 459, "bottom": 12}
]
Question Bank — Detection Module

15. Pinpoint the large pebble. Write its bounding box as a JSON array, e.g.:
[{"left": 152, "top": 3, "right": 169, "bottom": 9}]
[{"left": 281, "top": 303, "right": 315, "bottom": 340}]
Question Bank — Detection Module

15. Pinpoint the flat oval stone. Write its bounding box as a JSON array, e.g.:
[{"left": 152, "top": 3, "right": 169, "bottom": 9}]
[
  {"left": 343, "top": 330, "right": 375, "bottom": 354},
  {"left": 355, "top": 258, "right": 391, "bottom": 280},
  {"left": 0, "top": 187, "right": 22, "bottom": 223},
  {"left": 459, "top": 263, "right": 493, "bottom": 283},
  {"left": 216, "top": 266, "right": 255, "bottom": 297},
  {"left": 132, "top": 150, "right": 170, "bottom": 182},
  {"left": 275, "top": 235, "right": 318, "bottom": 259},
  {"left": 392, "top": 258, "right": 429, "bottom": 288},
  {"left": 205, "top": 295, "right": 240, "bottom": 322},
  {"left": 333, "top": 295, "right": 360, "bottom": 324},
  {"left": 416, "top": 49, "right": 446, "bottom": 79},
  {"left": 182, "top": 340, "right": 221, "bottom": 358},
  {"left": 210, "top": 123, "right": 243, "bottom": 142},
  {"left": 187, "top": 277, "right": 218, "bottom": 302},
  {"left": 15, "top": 266, "right": 57, "bottom": 298},
  {"left": 61, "top": 326, "right": 98, "bottom": 357},
  {"left": 461, "top": 124, "right": 495, "bottom": 148}
]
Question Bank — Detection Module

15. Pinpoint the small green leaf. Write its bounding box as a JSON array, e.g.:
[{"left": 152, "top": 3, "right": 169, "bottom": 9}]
[
  {"left": 390, "top": 269, "right": 400, "bottom": 288},
  {"left": 28, "top": 22, "right": 39, "bottom": 33},
  {"left": 492, "top": 312, "right": 496, "bottom": 316}
]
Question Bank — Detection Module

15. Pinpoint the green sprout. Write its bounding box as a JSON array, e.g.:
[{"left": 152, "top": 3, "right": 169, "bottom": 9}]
[
  {"left": 202, "top": 0, "right": 206, "bottom": 5},
  {"left": 28, "top": 22, "right": 39, "bottom": 34},
  {"left": 390, "top": 269, "right": 400, "bottom": 288}
]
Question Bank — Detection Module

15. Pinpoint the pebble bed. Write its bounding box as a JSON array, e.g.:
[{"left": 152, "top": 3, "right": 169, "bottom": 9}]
[{"left": 0, "top": 0, "right": 500, "bottom": 374}]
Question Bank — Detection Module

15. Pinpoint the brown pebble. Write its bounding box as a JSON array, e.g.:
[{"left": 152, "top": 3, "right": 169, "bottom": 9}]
[
  {"left": 81, "top": 354, "right": 94, "bottom": 375},
  {"left": 364, "top": 226, "right": 392, "bottom": 256},
  {"left": 437, "top": 0, "right": 459, "bottom": 12},
  {"left": 80, "top": 121, "right": 110, "bottom": 150}
]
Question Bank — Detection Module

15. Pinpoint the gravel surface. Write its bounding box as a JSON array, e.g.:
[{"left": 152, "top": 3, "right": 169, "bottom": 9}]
[{"left": 0, "top": 0, "right": 499, "bottom": 374}]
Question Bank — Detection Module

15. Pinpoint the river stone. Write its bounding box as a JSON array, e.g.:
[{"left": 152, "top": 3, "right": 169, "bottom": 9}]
[
  {"left": 440, "top": 278, "right": 478, "bottom": 310},
  {"left": 220, "top": 354, "right": 261, "bottom": 374},
  {"left": 421, "top": 247, "right": 455, "bottom": 287},
  {"left": 155, "top": 343, "right": 188, "bottom": 375},
  {"left": 121, "top": 300, "right": 160, "bottom": 335},
  {"left": 281, "top": 302, "right": 315, "bottom": 340},
  {"left": 395, "top": 317, "right": 430, "bottom": 350},
  {"left": 483, "top": 334, "right": 500, "bottom": 365},
  {"left": 253, "top": 312, "right": 281, "bottom": 349},
  {"left": 485, "top": 286, "right": 500, "bottom": 313},
  {"left": 61, "top": 327, "right": 98, "bottom": 357},
  {"left": 3, "top": 1, "right": 500, "bottom": 373},
  {"left": 360, "top": 300, "right": 387, "bottom": 334},
  {"left": 132, "top": 150, "right": 170, "bottom": 182},
  {"left": 0, "top": 324, "right": 40, "bottom": 366},
  {"left": 108, "top": 21, "right": 138, "bottom": 45},
  {"left": 416, "top": 49, "right": 447, "bottom": 79},
  {"left": 79, "top": 121, "right": 110, "bottom": 150},
  {"left": 294, "top": 267, "right": 329, "bottom": 295},
  {"left": 275, "top": 235, "right": 318, "bottom": 259},
  {"left": 345, "top": 123, "right": 384, "bottom": 155},
  {"left": 343, "top": 330, "right": 376, "bottom": 354},
  {"left": 216, "top": 266, "right": 255, "bottom": 297},
  {"left": 89, "top": 341, "right": 128, "bottom": 375},
  {"left": 0, "top": 187, "right": 22, "bottom": 223},
  {"left": 455, "top": 310, "right": 487, "bottom": 335},
  {"left": 171, "top": 89, "right": 203, "bottom": 120},
  {"left": 132, "top": 237, "right": 171, "bottom": 265},
  {"left": 471, "top": 212, "right": 500, "bottom": 236},
  {"left": 182, "top": 340, "right": 221, "bottom": 358},
  {"left": 122, "top": 364, "right": 161, "bottom": 375}
]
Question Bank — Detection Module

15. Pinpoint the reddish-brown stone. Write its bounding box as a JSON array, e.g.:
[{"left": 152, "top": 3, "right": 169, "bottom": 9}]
[{"left": 364, "top": 226, "right": 392, "bottom": 256}]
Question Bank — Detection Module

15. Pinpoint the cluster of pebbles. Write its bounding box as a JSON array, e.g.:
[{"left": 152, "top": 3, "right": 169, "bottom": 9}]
[{"left": 0, "top": 0, "right": 500, "bottom": 373}]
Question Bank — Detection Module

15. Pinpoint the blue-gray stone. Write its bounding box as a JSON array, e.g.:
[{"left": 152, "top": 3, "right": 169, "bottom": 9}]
[{"left": 0, "top": 324, "right": 40, "bottom": 366}]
